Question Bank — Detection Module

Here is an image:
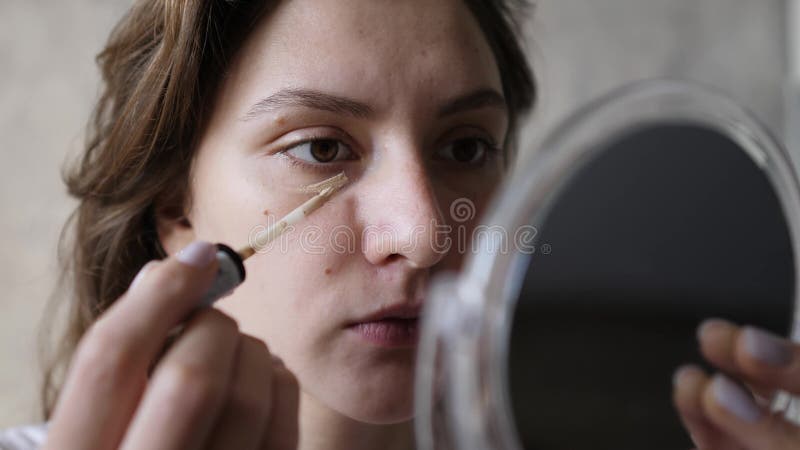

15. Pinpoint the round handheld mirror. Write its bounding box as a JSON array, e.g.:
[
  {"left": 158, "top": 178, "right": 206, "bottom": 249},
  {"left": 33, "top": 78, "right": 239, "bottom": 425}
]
[{"left": 416, "top": 80, "right": 800, "bottom": 450}]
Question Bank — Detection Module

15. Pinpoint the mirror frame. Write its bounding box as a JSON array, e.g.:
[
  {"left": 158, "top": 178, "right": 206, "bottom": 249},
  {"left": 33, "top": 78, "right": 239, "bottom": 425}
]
[{"left": 415, "top": 79, "right": 800, "bottom": 450}]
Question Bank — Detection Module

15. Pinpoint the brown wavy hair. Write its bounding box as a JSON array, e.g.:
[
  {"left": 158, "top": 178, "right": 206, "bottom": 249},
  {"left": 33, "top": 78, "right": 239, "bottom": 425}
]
[{"left": 40, "top": 0, "right": 537, "bottom": 418}]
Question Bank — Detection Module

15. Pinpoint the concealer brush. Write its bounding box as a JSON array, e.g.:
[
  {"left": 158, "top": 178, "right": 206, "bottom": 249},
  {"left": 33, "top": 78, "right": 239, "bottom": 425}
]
[{"left": 199, "top": 172, "right": 349, "bottom": 306}]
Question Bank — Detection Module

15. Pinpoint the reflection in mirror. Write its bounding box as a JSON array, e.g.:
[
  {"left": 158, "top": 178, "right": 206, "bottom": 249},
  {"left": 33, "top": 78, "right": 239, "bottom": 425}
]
[{"left": 509, "top": 124, "right": 795, "bottom": 449}]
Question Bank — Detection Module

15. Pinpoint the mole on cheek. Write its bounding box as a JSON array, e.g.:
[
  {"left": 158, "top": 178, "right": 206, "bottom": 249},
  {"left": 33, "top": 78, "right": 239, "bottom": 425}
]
[
  {"left": 275, "top": 117, "right": 286, "bottom": 126},
  {"left": 324, "top": 267, "right": 332, "bottom": 275},
  {"left": 263, "top": 208, "right": 269, "bottom": 215}
]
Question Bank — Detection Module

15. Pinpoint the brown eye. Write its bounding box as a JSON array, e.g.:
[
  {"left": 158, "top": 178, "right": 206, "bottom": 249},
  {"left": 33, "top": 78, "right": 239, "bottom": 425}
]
[
  {"left": 452, "top": 139, "right": 481, "bottom": 162},
  {"left": 436, "top": 138, "right": 494, "bottom": 165},
  {"left": 309, "top": 139, "right": 339, "bottom": 162},
  {"left": 285, "top": 139, "right": 354, "bottom": 163}
]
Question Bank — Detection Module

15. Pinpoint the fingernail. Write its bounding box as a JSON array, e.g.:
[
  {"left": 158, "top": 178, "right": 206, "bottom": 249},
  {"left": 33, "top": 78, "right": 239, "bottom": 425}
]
[
  {"left": 176, "top": 241, "right": 216, "bottom": 267},
  {"left": 130, "top": 261, "right": 157, "bottom": 289},
  {"left": 742, "top": 326, "right": 792, "bottom": 367},
  {"left": 697, "top": 318, "right": 734, "bottom": 341},
  {"left": 712, "top": 374, "right": 762, "bottom": 423},
  {"left": 673, "top": 364, "right": 702, "bottom": 387}
]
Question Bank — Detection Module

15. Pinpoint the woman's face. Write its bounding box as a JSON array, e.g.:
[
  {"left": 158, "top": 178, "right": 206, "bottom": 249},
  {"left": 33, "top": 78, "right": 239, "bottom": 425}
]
[{"left": 173, "top": 0, "right": 507, "bottom": 423}]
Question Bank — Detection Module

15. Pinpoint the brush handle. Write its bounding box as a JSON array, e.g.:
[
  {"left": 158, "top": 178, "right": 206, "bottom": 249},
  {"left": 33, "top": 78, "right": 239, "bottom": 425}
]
[{"left": 199, "top": 243, "right": 246, "bottom": 307}]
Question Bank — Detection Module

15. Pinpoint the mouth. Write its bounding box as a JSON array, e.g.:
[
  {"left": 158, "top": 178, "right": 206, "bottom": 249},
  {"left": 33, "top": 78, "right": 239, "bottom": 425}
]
[{"left": 347, "top": 303, "right": 422, "bottom": 348}]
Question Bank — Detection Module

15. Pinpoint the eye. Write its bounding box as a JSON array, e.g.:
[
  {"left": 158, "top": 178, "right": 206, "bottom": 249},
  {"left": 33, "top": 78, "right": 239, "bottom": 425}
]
[
  {"left": 284, "top": 139, "right": 355, "bottom": 163},
  {"left": 436, "top": 138, "right": 497, "bottom": 165}
]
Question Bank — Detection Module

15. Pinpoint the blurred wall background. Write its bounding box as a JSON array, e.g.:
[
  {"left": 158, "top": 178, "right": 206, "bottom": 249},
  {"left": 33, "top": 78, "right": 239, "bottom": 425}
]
[
  {"left": 0, "top": 0, "right": 132, "bottom": 428},
  {"left": 520, "top": 0, "right": 786, "bottom": 165},
  {"left": 0, "top": 0, "right": 788, "bottom": 429}
]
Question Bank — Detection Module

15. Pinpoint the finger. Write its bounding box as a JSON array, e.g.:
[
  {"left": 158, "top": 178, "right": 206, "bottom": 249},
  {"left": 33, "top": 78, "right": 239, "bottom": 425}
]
[
  {"left": 45, "top": 241, "right": 219, "bottom": 450},
  {"left": 206, "top": 335, "right": 274, "bottom": 450},
  {"left": 697, "top": 319, "right": 779, "bottom": 401},
  {"left": 672, "top": 365, "right": 745, "bottom": 450},
  {"left": 701, "top": 373, "right": 800, "bottom": 449},
  {"left": 119, "top": 309, "right": 240, "bottom": 450},
  {"left": 260, "top": 360, "right": 300, "bottom": 450},
  {"left": 735, "top": 326, "right": 800, "bottom": 394},
  {"left": 697, "top": 319, "right": 740, "bottom": 375},
  {"left": 699, "top": 319, "right": 800, "bottom": 395},
  {"left": 97, "top": 241, "right": 221, "bottom": 360}
]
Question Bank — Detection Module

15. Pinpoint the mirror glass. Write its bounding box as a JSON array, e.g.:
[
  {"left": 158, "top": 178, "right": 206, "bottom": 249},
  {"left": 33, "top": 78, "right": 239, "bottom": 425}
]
[{"left": 509, "top": 123, "right": 795, "bottom": 449}]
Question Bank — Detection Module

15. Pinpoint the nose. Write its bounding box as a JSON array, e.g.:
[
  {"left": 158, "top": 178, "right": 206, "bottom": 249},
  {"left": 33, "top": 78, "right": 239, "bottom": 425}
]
[{"left": 358, "top": 150, "right": 448, "bottom": 269}]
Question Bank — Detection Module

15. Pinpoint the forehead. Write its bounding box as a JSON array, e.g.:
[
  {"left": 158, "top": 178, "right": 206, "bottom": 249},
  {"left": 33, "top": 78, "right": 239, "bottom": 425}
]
[{"left": 223, "top": 0, "right": 502, "bottom": 114}]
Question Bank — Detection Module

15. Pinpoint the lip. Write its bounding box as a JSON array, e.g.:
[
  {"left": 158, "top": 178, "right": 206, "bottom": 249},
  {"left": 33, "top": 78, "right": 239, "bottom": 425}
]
[
  {"left": 352, "top": 303, "right": 422, "bottom": 323},
  {"left": 347, "top": 302, "right": 422, "bottom": 348}
]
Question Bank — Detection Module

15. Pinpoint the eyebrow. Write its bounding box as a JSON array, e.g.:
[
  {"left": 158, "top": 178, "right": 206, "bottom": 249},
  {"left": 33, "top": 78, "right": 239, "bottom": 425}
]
[
  {"left": 241, "top": 87, "right": 507, "bottom": 121},
  {"left": 242, "top": 88, "right": 373, "bottom": 120},
  {"left": 437, "top": 88, "right": 507, "bottom": 118}
]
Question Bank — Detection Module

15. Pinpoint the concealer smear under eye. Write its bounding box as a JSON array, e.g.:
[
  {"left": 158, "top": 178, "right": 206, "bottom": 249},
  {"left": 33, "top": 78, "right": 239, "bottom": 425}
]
[
  {"left": 300, "top": 171, "right": 349, "bottom": 194},
  {"left": 253, "top": 154, "right": 353, "bottom": 195},
  {"left": 241, "top": 171, "right": 349, "bottom": 259}
]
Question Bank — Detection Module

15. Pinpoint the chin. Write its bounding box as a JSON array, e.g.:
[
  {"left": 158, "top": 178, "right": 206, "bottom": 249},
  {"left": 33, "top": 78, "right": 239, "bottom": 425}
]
[
  {"left": 328, "top": 365, "right": 417, "bottom": 424},
  {"left": 344, "top": 394, "right": 416, "bottom": 424}
]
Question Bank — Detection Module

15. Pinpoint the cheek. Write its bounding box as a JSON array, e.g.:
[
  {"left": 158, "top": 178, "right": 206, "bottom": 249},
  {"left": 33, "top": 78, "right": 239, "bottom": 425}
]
[
  {"left": 437, "top": 189, "right": 499, "bottom": 270},
  {"left": 189, "top": 147, "right": 327, "bottom": 245},
  {"left": 214, "top": 203, "right": 362, "bottom": 346},
  {"left": 189, "top": 151, "right": 264, "bottom": 243},
  {"left": 213, "top": 247, "right": 350, "bottom": 373},
  {"left": 188, "top": 146, "right": 360, "bottom": 345}
]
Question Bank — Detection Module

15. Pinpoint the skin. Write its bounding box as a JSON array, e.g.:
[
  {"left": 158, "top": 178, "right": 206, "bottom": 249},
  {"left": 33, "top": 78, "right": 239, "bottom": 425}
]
[{"left": 45, "top": 1, "right": 506, "bottom": 449}]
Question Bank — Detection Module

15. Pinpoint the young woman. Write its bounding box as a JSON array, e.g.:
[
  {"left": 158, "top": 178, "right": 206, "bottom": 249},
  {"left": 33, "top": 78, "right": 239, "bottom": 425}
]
[
  {"left": 1, "top": 1, "right": 799, "bottom": 449},
  {"left": 38, "top": 1, "right": 532, "bottom": 448}
]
